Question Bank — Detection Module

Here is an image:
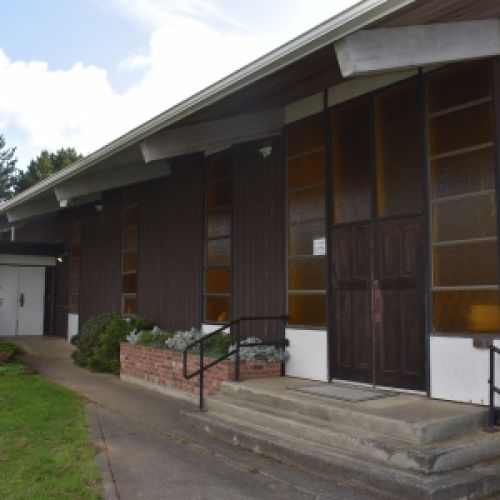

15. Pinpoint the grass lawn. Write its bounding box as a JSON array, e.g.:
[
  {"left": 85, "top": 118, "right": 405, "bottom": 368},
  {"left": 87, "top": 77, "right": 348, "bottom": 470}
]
[{"left": 0, "top": 360, "right": 101, "bottom": 499}]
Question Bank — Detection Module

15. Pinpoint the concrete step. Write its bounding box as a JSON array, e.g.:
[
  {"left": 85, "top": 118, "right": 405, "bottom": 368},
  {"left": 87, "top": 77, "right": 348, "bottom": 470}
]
[
  {"left": 182, "top": 409, "right": 500, "bottom": 500},
  {"left": 206, "top": 394, "right": 500, "bottom": 474},
  {"left": 220, "top": 380, "right": 488, "bottom": 444}
]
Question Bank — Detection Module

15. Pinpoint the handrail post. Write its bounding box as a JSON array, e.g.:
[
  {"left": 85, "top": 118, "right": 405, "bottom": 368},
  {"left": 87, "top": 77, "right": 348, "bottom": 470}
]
[
  {"left": 235, "top": 321, "right": 241, "bottom": 382},
  {"left": 199, "top": 341, "right": 205, "bottom": 411},
  {"left": 490, "top": 345, "right": 496, "bottom": 429}
]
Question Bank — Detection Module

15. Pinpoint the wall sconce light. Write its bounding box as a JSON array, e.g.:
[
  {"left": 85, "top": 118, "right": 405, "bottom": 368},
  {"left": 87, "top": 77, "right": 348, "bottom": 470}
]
[
  {"left": 57, "top": 251, "right": 68, "bottom": 263},
  {"left": 259, "top": 145, "right": 272, "bottom": 159}
]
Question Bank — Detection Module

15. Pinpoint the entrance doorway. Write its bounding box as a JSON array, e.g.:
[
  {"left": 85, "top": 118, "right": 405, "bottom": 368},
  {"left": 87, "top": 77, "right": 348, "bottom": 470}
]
[
  {"left": 0, "top": 266, "right": 45, "bottom": 336},
  {"left": 331, "top": 216, "right": 425, "bottom": 390}
]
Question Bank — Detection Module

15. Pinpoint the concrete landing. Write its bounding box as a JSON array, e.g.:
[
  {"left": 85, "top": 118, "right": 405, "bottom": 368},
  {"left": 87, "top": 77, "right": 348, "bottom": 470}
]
[{"left": 183, "top": 377, "right": 500, "bottom": 499}]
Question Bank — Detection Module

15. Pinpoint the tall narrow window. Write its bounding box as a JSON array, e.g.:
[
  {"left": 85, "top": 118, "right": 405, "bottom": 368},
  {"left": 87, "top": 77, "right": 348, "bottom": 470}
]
[
  {"left": 204, "top": 150, "right": 232, "bottom": 323},
  {"left": 427, "top": 60, "right": 499, "bottom": 333},
  {"left": 375, "top": 80, "right": 422, "bottom": 217},
  {"left": 69, "top": 218, "right": 81, "bottom": 314},
  {"left": 287, "top": 115, "right": 327, "bottom": 327},
  {"left": 122, "top": 186, "right": 139, "bottom": 315}
]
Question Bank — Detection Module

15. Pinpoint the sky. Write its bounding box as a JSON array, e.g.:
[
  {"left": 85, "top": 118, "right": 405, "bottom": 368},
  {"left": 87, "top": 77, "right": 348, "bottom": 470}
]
[{"left": 0, "top": 0, "right": 358, "bottom": 167}]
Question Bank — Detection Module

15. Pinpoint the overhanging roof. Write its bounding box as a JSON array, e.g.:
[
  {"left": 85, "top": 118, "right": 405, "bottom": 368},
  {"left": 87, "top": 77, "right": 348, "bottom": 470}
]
[{"left": 0, "top": 0, "right": 415, "bottom": 219}]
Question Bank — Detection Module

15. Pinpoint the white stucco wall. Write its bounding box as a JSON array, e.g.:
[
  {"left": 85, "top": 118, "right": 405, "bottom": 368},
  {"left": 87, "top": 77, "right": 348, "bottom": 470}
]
[
  {"left": 430, "top": 336, "right": 500, "bottom": 406},
  {"left": 285, "top": 328, "right": 328, "bottom": 381},
  {"left": 67, "top": 313, "right": 79, "bottom": 342}
]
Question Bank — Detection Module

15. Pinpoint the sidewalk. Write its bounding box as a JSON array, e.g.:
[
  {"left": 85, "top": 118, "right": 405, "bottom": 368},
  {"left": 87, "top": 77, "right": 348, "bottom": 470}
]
[{"left": 14, "top": 336, "right": 376, "bottom": 500}]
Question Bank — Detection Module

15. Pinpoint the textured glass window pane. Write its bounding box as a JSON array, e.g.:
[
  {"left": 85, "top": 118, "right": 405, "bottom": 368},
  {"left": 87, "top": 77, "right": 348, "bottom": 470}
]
[
  {"left": 207, "top": 180, "right": 231, "bottom": 209},
  {"left": 288, "top": 294, "right": 326, "bottom": 327},
  {"left": 287, "top": 114, "right": 324, "bottom": 158},
  {"left": 432, "top": 193, "right": 496, "bottom": 242},
  {"left": 375, "top": 80, "right": 422, "bottom": 217},
  {"left": 289, "top": 257, "right": 326, "bottom": 290},
  {"left": 123, "top": 227, "right": 138, "bottom": 251},
  {"left": 123, "top": 273, "right": 137, "bottom": 293},
  {"left": 124, "top": 205, "right": 139, "bottom": 228},
  {"left": 431, "top": 147, "right": 495, "bottom": 199},
  {"left": 289, "top": 221, "right": 325, "bottom": 256},
  {"left": 206, "top": 150, "right": 231, "bottom": 181},
  {"left": 427, "top": 61, "right": 492, "bottom": 114},
  {"left": 207, "top": 238, "right": 230, "bottom": 266},
  {"left": 207, "top": 210, "right": 231, "bottom": 238},
  {"left": 332, "top": 100, "right": 371, "bottom": 223},
  {"left": 428, "top": 102, "right": 493, "bottom": 157},
  {"left": 206, "top": 267, "right": 231, "bottom": 293},
  {"left": 205, "top": 297, "right": 230, "bottom": 322},
  {"left": 289, "top": 186, "right": 325, "bottom": 223},
  {"left": 433, "top": 290, "right": 500, "bottom": 333},
  {"left": 123, "top": 252, "right": 138, "bottom": 272},
  {"left": 70, "top": 258, "right": 80, "bottom": 275},
  {"left": 433, "top": 241, "right": 498, "bottom": 287},
  {"left": 123, "top": 297, "right": 137, "bottom": 315},
  {"left": 124, "top": 186, "right": 138, "bottom": 206},
  {"left": 288, "top": 151, "right": 324, "bottom": 190}
]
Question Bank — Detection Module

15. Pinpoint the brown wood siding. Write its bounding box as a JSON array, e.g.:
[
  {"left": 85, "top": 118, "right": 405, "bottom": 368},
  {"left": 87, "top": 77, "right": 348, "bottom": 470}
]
[
  {"left": 138, "top": 154, "right": 203, "bottom": 331},
  {"left": 375, "top": 0, "right": 500, "bottom": 28},
  {"left": 79, "top": 191, "right": 122, "bottom": 327},
  {"left": 232, "top": 138, "right": 285, "bottom": 341}
]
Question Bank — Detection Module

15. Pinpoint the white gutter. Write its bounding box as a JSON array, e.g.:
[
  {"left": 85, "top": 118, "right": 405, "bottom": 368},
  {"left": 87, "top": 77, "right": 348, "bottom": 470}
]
[{"left": 0, "top": 0, "right": 414, "bottom": 214}]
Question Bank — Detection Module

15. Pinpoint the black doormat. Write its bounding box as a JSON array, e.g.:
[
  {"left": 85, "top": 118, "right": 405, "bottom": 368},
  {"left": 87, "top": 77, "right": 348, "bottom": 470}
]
[{"left": 290, "top": 383, "right": 396, "bottom": 402}]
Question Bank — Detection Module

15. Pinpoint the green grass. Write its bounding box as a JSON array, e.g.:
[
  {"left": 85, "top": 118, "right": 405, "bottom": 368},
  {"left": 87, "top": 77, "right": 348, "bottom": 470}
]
[
  {"left": 0, "top": 362, "right": 101, "bottom": 500},
  {"left": 0, "top": 342, "right": 17, "bottom": 352}
]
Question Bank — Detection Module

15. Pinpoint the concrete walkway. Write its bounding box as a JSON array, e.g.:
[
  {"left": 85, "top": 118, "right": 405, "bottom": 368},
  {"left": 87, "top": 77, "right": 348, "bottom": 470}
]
[{"left": 13, "top": 336, "right": 376, "bottom": 500}]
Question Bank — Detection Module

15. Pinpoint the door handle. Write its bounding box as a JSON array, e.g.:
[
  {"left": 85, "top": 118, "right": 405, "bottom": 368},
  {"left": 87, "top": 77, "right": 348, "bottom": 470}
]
[{"left": 19, "top": 293, "right": 25, "bottom": 308}]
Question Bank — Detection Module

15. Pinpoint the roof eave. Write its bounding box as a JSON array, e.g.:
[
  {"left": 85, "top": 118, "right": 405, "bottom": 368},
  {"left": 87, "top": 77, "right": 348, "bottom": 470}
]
[{"left": 0, "top": 0, "right": 414, "bottom": 215}]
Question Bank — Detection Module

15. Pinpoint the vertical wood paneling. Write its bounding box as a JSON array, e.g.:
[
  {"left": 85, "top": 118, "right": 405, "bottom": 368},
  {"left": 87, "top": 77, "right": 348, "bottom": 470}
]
[
  {"left": 138, "top": 154, "right": 203, "bottom": 331},
  {"left": 233, "top": 137, "right": 285, "bottom": 341},
  {"left": 79, "top": 190, "right": 122, "bottom": 327}
]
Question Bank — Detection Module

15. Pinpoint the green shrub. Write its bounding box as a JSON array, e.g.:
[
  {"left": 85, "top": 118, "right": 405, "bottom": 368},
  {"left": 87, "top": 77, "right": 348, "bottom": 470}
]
[
  {"left": 71, "top": 313, "right": 118, "bottom": 369},
  {"left": 0, "top": 342, "right": 17, "bottom": 353},
  {"left": 71, "top": 313, "right": 153, "bottom": 373},
  {"left": 137, "top": 329, "right": 172, "bottom": 347},
  {"left": 89, "top": 317, "right": 131, "bottom": 373}
]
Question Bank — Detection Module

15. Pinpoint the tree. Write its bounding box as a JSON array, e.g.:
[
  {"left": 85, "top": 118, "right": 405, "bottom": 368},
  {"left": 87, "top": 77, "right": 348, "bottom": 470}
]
[
  {"left": 0, "top": 135, "right": 18, "bottom": 202},
  {"left": 16, "top": 147, "right": 82, "bottom": 193}
]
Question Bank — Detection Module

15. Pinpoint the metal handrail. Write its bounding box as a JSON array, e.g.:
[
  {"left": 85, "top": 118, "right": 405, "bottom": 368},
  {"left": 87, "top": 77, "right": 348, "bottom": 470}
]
[
  {"left": 183, "top": 315, "right": 288, "bottom": 411},
  {"left": 489, "top": 344, "right": 500, "bottom": 429}
]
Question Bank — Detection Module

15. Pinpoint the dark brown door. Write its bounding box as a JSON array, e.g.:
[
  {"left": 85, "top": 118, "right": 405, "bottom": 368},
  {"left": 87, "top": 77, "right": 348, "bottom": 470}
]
[
  {"left": 332, "top": 224, "right": 372, "bottom": 383},
  {"left": 331, "top": 216, "right": 425, "bottom": 390},
  {"left": 373, "top": 217, "right": 425, "bottom": 390}
]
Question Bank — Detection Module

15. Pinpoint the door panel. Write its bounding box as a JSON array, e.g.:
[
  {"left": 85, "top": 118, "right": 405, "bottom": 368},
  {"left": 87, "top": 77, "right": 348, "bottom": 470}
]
[
  {"left": 331, "top": 217, "right": 425, "bottom": 390},
  {"left": 332, "top": 225, "right": 372, "bottom": 383},
  {"left": 0, "top": 266, "right": 19, "bottom": 336},
  {"left": 17, "top": 267, "right": 45, "bottom": 336},
  {"left": 373, "top": 217, "right": 425, "bottom": 390}
]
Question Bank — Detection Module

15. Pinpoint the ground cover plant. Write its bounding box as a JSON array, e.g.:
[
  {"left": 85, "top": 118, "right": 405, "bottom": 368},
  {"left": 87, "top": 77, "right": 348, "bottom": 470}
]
[
  {"left": 0, "top": 359, "right": 100, "bottom": 499},
  {"left": 0, "top": 341, "right": 18, "bottom": 364}
]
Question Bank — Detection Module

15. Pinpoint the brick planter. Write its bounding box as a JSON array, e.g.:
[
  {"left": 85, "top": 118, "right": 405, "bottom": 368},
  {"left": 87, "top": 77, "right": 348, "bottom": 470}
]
[{"left": 120, "top": 342, "right": 282, "bottom": 396}]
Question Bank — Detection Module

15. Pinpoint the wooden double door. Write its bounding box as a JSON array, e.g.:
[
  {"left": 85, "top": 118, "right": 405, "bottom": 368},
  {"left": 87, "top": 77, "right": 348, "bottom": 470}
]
[{"left": 331, "top": 216, "right": 425, "bottom": 390}]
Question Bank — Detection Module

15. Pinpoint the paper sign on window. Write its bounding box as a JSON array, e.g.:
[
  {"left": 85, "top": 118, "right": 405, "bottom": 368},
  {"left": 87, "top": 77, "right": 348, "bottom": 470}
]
[{"left": 313, "top": 237, "right": 326, "bottom": 256}]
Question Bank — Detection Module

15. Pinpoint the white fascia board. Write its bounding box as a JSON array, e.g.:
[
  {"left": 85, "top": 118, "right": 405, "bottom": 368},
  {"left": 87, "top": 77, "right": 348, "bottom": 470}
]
[
  {"left": 6, "top": 198, "right": 59, "bottom": 223},
  {"left": 328, "top": 68, "right": 417, "bottom": 106},
  {"left": 0, "top": 254, "right": 56, "bottom": 266},
  {"left": 54, "top": 161, "right": 170, "bottom": 201},
  {"left": 0, "top": 0, "right": 414, "bottom": 214},
  {"left": 336, "top": 19, "right": 500, "bottom": 77}
]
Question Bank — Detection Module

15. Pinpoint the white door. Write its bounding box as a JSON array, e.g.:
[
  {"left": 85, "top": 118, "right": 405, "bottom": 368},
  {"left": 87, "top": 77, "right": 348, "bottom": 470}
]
[
  {"left": 0, "top": 266, "right": 45, "bottom": 336},
  {"left": 17, "top": 267, "right": 45, "bottom": 335},
  {"left": 0, "top": 266, "right": 19, "bottom": 336}
]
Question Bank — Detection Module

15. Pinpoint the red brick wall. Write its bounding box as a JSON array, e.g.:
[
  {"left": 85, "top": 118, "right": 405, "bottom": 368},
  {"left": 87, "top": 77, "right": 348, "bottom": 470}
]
[{"left": 120, "top": 342, "right": 281, "bottom": 395}]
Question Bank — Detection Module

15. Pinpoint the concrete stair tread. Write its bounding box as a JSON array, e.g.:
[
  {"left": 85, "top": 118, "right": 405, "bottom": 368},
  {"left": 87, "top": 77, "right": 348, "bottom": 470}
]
[
  {"left": 182, "top": 408, "right": 500, "bottom": 499},
  {"left": 220, "top": 380, "right": 488, "bottom": 444},
  {"left": 207, "top": 394, "right": 500, "bottom": 473}
]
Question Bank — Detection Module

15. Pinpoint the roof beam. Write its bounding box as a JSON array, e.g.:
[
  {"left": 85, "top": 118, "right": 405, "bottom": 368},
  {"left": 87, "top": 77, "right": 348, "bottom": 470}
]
[
  {"left": 54, "top": 161, "right": 171, "bottom": 203},
  {"left": 140, "top": 108, "right": 284, "bottom": 163},
  {"left": 335, "top": 19, "right": 500, "bottom": 77}
]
